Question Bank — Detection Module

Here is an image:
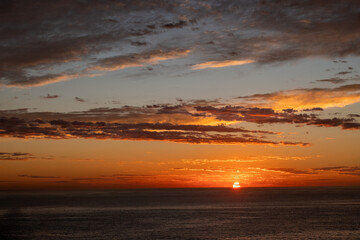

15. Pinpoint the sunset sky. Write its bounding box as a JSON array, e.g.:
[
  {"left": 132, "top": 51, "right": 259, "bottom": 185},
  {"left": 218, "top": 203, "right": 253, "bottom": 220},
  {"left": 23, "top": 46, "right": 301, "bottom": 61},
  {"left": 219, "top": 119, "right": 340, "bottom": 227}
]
[{"left": 0, "top": 0, "right": 359, "bottom": 189}]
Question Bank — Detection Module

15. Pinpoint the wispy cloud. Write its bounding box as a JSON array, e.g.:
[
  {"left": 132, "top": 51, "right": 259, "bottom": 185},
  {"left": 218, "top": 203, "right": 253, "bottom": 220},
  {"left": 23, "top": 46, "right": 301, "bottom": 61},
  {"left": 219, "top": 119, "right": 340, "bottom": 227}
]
[
  {"left": 41, "top": 94, "right": 59, "bottom": 99},
  {"left": 74, "top": 97, "right": 86, "bottom": 102},
  {"left": 313, "top": 166, "right": 360, "bottom": 176},
  {"left": 192, "top": 60, "right": 254, "bottom": 70},
  {"left": 90, "top": 49, "right": 191, "bottom": 72},
  {"left": 250, "top": 167, "right": 317, "bottom": 175},
  {"left": 315, "top": 76, "right": 360, "bottom": 84},
  {"left": 238, "top": 84, "right": 360, "bottom": 110},
  {"left": 0, "top": 152, "right": 33, "bottom": 161},
  {"left": 18, "top": 175, "right": 59, "bottom": 179}
]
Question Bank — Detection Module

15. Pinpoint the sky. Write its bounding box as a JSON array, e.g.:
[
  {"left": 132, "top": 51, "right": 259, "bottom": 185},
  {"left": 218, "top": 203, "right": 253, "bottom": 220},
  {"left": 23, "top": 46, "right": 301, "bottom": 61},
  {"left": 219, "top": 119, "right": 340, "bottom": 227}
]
[{"left": 0, "top": 0, "right": 360, "bottom": 189}]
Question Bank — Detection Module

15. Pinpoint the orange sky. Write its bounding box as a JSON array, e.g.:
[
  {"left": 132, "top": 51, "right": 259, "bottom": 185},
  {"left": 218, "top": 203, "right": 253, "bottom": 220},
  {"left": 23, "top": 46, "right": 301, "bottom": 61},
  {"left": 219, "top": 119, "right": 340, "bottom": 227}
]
[{"left": 0, "top": 1, "right": 359, "bottom": 189}]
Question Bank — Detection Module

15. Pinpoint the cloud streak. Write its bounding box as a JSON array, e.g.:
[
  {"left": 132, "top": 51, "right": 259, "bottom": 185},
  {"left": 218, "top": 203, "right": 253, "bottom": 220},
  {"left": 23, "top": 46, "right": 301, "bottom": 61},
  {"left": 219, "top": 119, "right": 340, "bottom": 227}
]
[
  {"left": 90, "top": 49, "right": 191, "bottom": 72},
  {"left": 41, "top": 94, "right": 59, "bottom": 99},
  {"left": 0, "top": 152, "right": 33, "bottom": 161},
  {"left": 313, "top": 166, "right": 360, "bottom": 176},
  {"left": 18, "top": 175, "right": 58, "bottom": 179},
  {"left": 192, "top": 60, "right": 254, "bottom": 70}
]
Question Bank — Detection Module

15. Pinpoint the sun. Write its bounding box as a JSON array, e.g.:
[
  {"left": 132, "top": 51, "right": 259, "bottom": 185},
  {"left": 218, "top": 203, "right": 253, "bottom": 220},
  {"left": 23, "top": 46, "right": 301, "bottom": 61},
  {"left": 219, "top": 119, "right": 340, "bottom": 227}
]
[{"left": 232, "top": 182, "right": 241, "bottom": 189}]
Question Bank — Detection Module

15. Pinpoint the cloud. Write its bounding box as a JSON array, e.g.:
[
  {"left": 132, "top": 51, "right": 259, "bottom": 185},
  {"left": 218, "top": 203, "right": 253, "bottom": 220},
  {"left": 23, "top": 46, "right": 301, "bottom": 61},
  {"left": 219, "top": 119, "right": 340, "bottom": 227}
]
[
  {"left": 0, "top": 117, "right": 307, "bottom": 146},
  {"left": 74, "top": 97, "right": 86, "bottom": 102},
  {"left": 336, "top": 71, "right": 352, "bottom": 75},
  {"left": 1, "top": 1, "right": 360, "bottom": 87},
  {"left": 192, "top": 60, "right": 254, "bottom": 70},
  {"left": 181, "top": 158, "right": 263, "bottom": 165},
  {"left": 0, "top": 152, "right": 33, "bottom": 161},
  {"left": 2, "top": 84, "right": 360, "bottom": 133},
  {"left": 90, "top": 49, "right": 191, "bottom": 71},
  {"left": 316, "top": 78, "right": 348, "bottom": 84},
  {"left": 162, "top": 20, "right": 188, "bottom": 29},
  {"left": 251, "top": 167, "right": 317, "bottom": 175},
  {"left": 41, "top": 94, "right": 59, "bottom": 99},
  {"left": 172, "top": 167, "right": 228, "bottom": 173},
  {"left": 302, "top": 108, "right": 323, "bottom": 112},
  {"left": 312, "top": 166, "right": 360, "bottom": 176},
  {"left": 195, "top": 105, "right": 360, "bottom": 130},
  {"left": 6, "top": 73, "right": 100, "bottom": 88},
  {"left": 315, "top": 75, "right": 360, "bottom": 84},
  {"left": 18, "top": 175, "right": 58, "bottom": 179},
  {"left": 131, "top": 41, "right": 147, "bottom": 46},
  {"left": 0, "top": 86, "right": 359, "bottom": 147},
  {"left": 237, "top": 84, "right": 360, "bottom": 110},
  {"left": 72, "top": 178, "right": 104, "bottom": 181}
]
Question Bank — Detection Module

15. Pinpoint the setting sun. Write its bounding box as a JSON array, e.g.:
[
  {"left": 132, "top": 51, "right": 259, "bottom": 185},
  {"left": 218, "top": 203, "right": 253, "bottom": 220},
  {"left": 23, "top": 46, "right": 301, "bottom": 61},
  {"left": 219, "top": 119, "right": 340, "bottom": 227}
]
[{"left": 232, "top": 182, "right": 241, "bottom": 189}]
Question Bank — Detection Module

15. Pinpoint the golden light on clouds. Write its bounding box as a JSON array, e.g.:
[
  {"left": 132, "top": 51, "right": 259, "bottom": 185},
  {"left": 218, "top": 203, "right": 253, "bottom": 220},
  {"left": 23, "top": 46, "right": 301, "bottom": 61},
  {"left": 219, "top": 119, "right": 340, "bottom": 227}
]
[
  {"left": 8, "top": 73, "right": 101, "bottom": 88},
  {"left": 192, "top": 59, "right": 255, "bottom": 70},
  {"left": 1, "top": 0, "right": 360, "bottom": 191},
  {"left": 240, "top": 85, "right": 360, "bottom": 110}
]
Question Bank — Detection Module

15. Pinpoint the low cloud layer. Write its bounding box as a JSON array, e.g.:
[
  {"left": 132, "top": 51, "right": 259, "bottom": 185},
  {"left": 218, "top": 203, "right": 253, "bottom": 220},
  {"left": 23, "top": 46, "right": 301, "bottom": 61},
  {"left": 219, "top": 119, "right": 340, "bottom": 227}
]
[
  {"left": 1, "top": 83, "right": 359, "bottom": 145},
  {"left": 0, "top": 117, "right": 306, "bottom": 145}
]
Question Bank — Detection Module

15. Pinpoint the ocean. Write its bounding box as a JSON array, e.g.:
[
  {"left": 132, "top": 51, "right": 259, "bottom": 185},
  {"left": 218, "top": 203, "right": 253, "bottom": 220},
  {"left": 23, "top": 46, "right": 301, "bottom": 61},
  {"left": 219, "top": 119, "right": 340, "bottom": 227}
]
[{"left": 0, "top": 187, "right": 359, "bottom": 239}]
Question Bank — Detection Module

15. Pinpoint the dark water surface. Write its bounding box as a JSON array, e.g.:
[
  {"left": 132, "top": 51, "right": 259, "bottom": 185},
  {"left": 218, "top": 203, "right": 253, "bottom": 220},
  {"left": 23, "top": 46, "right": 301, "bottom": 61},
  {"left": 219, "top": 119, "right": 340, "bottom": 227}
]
[{"left": 0, "top": 187, "right": 359, "bottom": 239}]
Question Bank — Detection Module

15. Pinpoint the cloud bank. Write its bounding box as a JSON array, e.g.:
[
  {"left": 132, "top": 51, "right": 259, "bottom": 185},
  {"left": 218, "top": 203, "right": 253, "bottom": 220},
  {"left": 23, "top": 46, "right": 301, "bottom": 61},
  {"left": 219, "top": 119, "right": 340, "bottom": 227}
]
[{"left": 1, "top": 0, "right": 360, "bottom": 87}]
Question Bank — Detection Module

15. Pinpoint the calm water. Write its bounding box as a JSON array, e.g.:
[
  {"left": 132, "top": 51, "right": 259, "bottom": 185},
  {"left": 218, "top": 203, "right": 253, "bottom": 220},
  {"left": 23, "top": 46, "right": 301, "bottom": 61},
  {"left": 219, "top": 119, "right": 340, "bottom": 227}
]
[{"left": 0, "top": 187, "right": 359, "bottom": 239}]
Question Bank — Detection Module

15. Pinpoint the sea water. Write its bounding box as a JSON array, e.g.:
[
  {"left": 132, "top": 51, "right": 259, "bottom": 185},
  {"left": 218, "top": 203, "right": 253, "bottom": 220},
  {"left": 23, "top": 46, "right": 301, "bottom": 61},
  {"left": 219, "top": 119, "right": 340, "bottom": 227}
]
[{"left": 0, "top": 187, "right": 359, "bottom": 239}]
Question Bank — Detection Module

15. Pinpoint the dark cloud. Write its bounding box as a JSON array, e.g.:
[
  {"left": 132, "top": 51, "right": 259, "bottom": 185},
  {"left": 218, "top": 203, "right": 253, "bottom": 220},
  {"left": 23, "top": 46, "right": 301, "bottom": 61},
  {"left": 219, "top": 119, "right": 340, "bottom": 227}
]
[
  {"left": 316, "top": 78, "right": 348, "bottom": 84},
  {"left": 1, "top": 1, "right": 360, "bottom": 87},
  {"left": 74, "top": 97, "right": 85, "bottom": 102},
  {"left": 282, "top": 109, "right": 297, "bottom": 113},
  {"left": 336, "top": 71, "right": 352, "bottom": 75},
  {"left": 130, "top": 41, "right": 147, "bottom": 46},
  {"left": 18, "top": 175, "right": 58, "bottom": 179},
  {"left": 316, "top": 76, "right": 360, "bottom": 84},
  {"left": 0, "top": 116, "right": 307, "bottom": 146},
  {"left": 313, "top": 166, "right": 360, "bottom": 176},
  {"left": 0, "top": 152, "right": 33, "bottom": 161},
  {"left": 162, "top": 20, "right": 187, "bottom": 29},
  {"left": 303, "top": 108, "right": 323, "bottom": 112},
  {"left": 72, "top": 178, "right": 103, "bottom": 181},
  {"left": 0, "top": 85, "right": 359, "bottom": 147},
  {"left": 41, "top": 94, "right": 59, "bottom": 99}
]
